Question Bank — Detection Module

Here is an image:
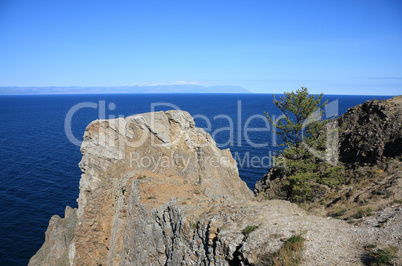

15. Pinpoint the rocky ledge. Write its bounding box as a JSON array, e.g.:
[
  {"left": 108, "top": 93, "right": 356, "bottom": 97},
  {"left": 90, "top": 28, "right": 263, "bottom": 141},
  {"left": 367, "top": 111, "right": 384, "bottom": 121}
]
[{"left": 30, "top": 109, "right": 401, "bottom": 265}]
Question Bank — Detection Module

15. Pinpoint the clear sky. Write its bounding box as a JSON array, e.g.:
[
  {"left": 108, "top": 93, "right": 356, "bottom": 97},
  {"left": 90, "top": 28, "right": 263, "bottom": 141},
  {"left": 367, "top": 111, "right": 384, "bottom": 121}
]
[{"left": 0, "top": 0, "right": 401, "bottom": 95}]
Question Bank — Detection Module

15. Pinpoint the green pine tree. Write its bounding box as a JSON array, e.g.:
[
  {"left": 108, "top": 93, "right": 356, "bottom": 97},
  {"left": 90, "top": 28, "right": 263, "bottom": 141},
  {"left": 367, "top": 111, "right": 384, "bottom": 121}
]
[
  {"left": 265, "top": 88, "right": 344, "bottom": 203},
  {"left": 265, "top": 87, "right": 327, "bottom": 151}
]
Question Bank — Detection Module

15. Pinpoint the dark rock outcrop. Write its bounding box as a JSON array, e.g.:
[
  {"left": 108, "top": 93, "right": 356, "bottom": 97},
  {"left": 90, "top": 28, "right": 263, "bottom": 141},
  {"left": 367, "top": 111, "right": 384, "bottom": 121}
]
[
  {"left": 253, "top": 167, "right": 285, "bottom": 200},
  {"left": 338, "top": 96, "right": 402, "bottom": 167}
]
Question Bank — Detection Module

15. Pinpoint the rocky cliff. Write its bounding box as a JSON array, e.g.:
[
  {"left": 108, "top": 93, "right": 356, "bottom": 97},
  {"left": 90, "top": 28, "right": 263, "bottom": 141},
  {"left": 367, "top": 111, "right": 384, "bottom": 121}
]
[
  {"left": 255, "top": 96, "right": 402, "bottom": 206},
  {"left": 338, "top": 95, "right": 402, "bottom": 166},
  {"left": 30, "top": 109, "right": 401, "bottom": 265}
]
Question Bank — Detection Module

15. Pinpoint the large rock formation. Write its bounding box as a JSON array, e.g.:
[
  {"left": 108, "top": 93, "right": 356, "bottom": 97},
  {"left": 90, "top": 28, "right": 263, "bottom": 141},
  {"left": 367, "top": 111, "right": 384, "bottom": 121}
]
[
  {"left": 30, "top": 110, "right": 253, "bottom": 265},
  {"left": 30, "top": 109, "right": 401, "bottom": 265}
]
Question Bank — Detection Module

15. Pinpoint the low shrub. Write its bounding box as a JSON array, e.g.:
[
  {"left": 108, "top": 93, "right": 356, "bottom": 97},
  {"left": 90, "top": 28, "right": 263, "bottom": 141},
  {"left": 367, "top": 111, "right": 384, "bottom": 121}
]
[
  {"left": 330, "top": 208, "right": 347, "bottom": 217},
  {"left": 243, "top": 225, "right": 258, "bottom": 236},
  {"left": 375, "top": 246, "right": 398, "bottom": 265},
  {"left": 365, "top": 245, "right": 398, "bottom": 265},
  {"left": 352, "top": 208, "right": 373, "bottom": 219}
]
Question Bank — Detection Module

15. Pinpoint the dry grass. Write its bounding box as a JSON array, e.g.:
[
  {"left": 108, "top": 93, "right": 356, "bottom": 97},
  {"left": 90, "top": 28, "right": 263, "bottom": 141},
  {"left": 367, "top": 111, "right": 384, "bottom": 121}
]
[{"left": 271, "top": 234, "right": 305, "bottom": 266}]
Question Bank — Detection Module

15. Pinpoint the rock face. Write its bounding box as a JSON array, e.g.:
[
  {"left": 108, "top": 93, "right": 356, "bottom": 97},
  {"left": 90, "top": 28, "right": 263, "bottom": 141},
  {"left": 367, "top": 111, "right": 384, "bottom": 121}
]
[
  {"left": 30, "top": 110, "right": 254, "bottom": 265},
  {"left": 30, "top": 109, "right": 400, "bottom": 265},
  {"left": 30, "top": 206, "right": 77, "bottom": 265},
  {"left": 253, "top": 167, "right": 285, "bottom": 201},
  {"left": 338, "top": 95, "right": 402, "bottom": 166}
]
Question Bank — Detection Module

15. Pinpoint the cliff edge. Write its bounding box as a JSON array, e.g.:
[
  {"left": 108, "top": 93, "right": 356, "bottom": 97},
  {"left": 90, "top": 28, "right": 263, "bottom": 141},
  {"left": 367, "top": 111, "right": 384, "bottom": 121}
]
[{"left": 30, "top": 109, "right": 400, "bottom": 265}]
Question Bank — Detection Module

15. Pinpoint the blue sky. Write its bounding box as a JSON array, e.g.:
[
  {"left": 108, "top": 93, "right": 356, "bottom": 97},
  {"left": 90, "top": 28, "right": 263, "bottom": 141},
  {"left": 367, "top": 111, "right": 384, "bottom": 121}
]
[{"left": 0, "top": 0, "right": 401, "bottom": 95}]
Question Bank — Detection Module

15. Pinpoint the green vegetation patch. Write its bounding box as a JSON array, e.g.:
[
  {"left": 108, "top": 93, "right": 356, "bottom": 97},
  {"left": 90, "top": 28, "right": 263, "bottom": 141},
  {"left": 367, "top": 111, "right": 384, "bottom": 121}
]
[
  {"left": 329, "top": 208, "right": 348, "bottom": 218},
  {"left": 365, "top": 245, "right": 398, "bottom": 265},
  {"left": 242, "top": 225, "right": 258, "bottom": 236},
  {"left": 191, "top": 221, "right": 199, "bottom": 229},
  {"left": 375, "top": 246, "right": 398, "bottom": 265},
  {"left": 352, "top": 207, "right": 373, "bottom": 219}
]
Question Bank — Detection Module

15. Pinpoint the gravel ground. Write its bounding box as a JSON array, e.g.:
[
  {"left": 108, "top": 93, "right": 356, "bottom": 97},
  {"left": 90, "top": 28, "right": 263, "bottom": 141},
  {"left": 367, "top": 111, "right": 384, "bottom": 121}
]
[{"left": 301, "top": 203, "right": 401, "bottom": 265}]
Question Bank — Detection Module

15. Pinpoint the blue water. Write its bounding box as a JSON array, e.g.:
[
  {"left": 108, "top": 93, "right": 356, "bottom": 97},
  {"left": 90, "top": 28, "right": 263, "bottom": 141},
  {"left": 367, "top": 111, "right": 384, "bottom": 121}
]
[{"left": 0, "top": 93, "right": 393, "bottom": 265}]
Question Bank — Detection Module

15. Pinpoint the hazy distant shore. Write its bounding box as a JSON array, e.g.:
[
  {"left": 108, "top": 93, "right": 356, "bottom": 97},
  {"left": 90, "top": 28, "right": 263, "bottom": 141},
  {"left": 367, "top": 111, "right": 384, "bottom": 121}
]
[{"left": 0, "top": 85, "right": 251, "bottom": 95}]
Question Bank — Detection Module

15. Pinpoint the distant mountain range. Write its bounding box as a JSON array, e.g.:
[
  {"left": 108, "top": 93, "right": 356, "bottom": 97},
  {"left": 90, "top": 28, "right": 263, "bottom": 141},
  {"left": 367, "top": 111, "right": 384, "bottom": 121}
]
[{"left": 0, "top": 85, "right": 251, "bottom": 95}]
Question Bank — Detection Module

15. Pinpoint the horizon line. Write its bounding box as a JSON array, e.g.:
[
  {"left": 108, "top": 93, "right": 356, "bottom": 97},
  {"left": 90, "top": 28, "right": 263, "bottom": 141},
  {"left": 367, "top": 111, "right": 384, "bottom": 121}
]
[{"left": 0, "top": 92, "right": 398, "bottom": 97}]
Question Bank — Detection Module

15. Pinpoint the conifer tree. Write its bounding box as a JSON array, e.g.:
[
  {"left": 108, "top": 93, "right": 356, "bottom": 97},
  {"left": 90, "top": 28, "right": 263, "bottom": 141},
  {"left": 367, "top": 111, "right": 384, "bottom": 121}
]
[{"left": 265, "top": 87, "right": 327, "bottom": 151}]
